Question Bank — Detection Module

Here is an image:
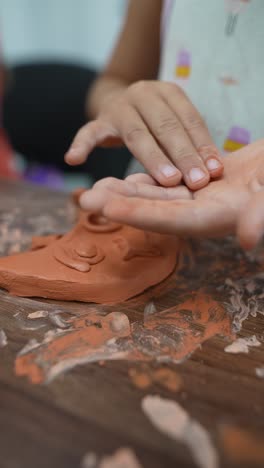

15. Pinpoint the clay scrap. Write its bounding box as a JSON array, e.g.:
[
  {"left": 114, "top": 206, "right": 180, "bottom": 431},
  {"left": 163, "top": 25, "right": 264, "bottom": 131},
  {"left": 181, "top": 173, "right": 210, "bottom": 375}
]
[
  {"left": 0, "top": 192, "right": 179, "bottom": 303},
  {"left": 224, "top": 335, "right": 261, "bottom": 354},
  {"left": 129, "top": 366, "right": 182, "bottom": 392},
  {"left": 15, "top": 293, "right": 232, "bottom": 384},
  {"left": 142, "top": 396, "right": 219, "bottom": 468},
  {"left": 0, "top": 329, "right": 7, "bottom": 348},
  {"left": 81, "top": 448, "right": 143, "bottom": 468}
]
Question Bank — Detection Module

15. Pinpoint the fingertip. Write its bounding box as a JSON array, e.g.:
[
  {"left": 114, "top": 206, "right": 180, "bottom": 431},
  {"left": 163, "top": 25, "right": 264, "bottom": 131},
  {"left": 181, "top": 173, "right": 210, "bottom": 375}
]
[
  {"left": 79, "top": 189, "right": 107, "bottom": 212},
  {"left": 198, "top": 146, "right": 224, "bottom": 178},
  {"left": 206, "top": 158, "right": 224, "bottom": 178},
  {"left": 157, "top": 165, "right": 182, "bottom": 187},
  {"left": 64, "top": 148, "right": 87, "bottom": 166},
  {"left": 185, "top": 168, "right": 210, "bottom": 190},
  {"left": 79, "top": 190, "right": 91, "bottom": 209},
  {"left": 64, "top": 152, "right": 74, "bottom": 165}
]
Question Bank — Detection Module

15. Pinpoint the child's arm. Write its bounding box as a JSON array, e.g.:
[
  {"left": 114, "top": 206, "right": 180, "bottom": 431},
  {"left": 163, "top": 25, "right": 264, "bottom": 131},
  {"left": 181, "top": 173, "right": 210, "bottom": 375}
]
[
  {"left": 88, "top": 0, "right": 162, "bottom": 118},
  {"left": 65, "top": 0, "right": 223, "bottom": 190}
]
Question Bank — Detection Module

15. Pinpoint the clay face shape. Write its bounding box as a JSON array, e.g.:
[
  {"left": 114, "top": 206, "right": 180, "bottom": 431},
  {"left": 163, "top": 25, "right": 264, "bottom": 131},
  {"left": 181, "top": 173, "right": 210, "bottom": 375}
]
[{"left": 0, "top": 204, "right": 179, "bottom": 303}]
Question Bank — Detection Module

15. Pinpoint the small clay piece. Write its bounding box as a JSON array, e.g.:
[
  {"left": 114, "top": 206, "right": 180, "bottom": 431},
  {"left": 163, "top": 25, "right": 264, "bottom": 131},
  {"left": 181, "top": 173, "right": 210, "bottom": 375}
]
[
  {"left": 0, "top": 329, "right": 8, "bottom": 348},
  {"left": 0, "top": 192, "right": 179, "bottom": 303},
  {"left": 129, "top": 366, "right": 182, "bottom": 392}
]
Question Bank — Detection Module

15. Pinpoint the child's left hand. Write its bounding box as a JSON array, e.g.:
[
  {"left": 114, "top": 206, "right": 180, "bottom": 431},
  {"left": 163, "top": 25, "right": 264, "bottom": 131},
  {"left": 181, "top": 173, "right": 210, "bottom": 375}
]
[{"left": 79, "top": 140, "right": 264, "bottom": 249}]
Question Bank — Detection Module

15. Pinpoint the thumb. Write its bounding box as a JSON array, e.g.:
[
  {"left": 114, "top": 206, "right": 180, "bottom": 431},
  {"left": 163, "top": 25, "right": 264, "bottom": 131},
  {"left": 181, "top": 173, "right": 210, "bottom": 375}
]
[
  {"left": 65, "top": 120, "right": 119, "bottom": 166},
  {"left": 102, "top": 195, "right": 235, "bottom": 237}
]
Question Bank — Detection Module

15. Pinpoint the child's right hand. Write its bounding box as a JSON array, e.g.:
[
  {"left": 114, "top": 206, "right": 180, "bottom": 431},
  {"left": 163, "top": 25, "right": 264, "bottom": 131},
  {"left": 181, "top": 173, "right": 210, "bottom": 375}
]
[{"left": 65, "top": 80, "right": 223, "bottom": 190}]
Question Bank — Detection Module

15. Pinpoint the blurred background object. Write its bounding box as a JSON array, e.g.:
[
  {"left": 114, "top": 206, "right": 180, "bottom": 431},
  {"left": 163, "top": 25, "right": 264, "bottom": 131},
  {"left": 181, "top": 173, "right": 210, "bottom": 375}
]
[
  {"left": 0, "top": 30, "right": 20, "bottom": 179},
  {"left": 0, "top": 0, "right": 131, "bottom": 190}
]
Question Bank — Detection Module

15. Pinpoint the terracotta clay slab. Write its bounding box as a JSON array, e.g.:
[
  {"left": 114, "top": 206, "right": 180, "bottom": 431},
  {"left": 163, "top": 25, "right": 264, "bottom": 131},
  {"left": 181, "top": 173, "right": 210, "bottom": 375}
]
[{"left": 0, "top": 207, "right": 179, "bottom": 303}]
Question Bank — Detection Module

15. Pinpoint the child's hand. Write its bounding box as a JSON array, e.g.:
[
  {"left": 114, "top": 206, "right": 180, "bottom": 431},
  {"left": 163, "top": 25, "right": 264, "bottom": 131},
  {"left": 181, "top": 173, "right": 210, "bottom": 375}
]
[
  {"left": 65, "top": 81, "right": 223, "bottom": 190},
  {"left": 79, "top": 140, "right": 264, "bottom": 249}
]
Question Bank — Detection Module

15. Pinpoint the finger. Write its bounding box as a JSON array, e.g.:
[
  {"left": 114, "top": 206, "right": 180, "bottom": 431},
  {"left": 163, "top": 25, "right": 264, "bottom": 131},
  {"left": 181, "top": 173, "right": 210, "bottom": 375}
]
[
  {"left": 161, "top": 83, "right": 224, "bottom": 178},
  {"left": 103, "top": 196, "right": 235, "bottom": 237},
  {"left": 80, "top": 178, "right": 125, "bottom": 212},
  {"left": 125, "top": 174, "right": 192, "bottom": 198},
  {"left": 80, "top": 187, "right": 117, "bottom": 213},
  {"left": 65, "top": 120, "right": 118, "bottom": 166},
  {"left": 237, "top": 192, "right": 264, "bottom": 250},
  {"left": 80, "top": 177, "right": 193, "bottom": 213},
  {"left": 119, "top": 107, "right": 182, "bottom": 186},
  {"left": 125, "top": 173, "right": 157, "bottom": 185},
  {"left": 134, "top": 90, "right": 210, "bottom": 190},
  {"left": 128, "top": 184, "right": 192, "bottom": 200}
]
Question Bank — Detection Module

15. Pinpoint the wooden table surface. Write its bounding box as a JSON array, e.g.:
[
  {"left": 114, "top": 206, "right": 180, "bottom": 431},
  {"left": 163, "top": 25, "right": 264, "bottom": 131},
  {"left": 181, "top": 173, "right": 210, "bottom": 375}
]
[{"left": 0, "top": 179, "right": 264, "bottom": 468}]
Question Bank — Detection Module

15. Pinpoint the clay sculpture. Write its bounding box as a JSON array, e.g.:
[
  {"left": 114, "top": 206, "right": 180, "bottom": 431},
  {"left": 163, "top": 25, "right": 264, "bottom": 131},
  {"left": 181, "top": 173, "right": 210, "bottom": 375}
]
[{"left": 0, "top": 193, "right": 180, "bottom": 303}]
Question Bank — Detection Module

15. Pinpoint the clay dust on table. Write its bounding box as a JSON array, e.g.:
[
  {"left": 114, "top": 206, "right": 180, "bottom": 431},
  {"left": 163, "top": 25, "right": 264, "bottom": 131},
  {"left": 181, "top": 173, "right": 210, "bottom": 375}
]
[{"left": 15, "top": 291, "right": 233, "bottom": 384}]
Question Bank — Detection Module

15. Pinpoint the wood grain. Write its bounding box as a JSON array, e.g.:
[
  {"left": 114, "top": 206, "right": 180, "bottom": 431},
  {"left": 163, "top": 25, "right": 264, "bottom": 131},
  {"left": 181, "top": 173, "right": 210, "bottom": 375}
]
[{"left": 0, "top": 179, "right": 264, "bottom": 468}]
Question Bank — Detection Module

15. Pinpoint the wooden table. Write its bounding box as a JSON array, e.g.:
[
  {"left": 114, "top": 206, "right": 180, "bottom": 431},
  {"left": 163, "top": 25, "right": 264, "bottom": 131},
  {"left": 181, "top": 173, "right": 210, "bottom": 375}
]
[{"left": 0, "top": 179, "right": 264, "bottom": 468}]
